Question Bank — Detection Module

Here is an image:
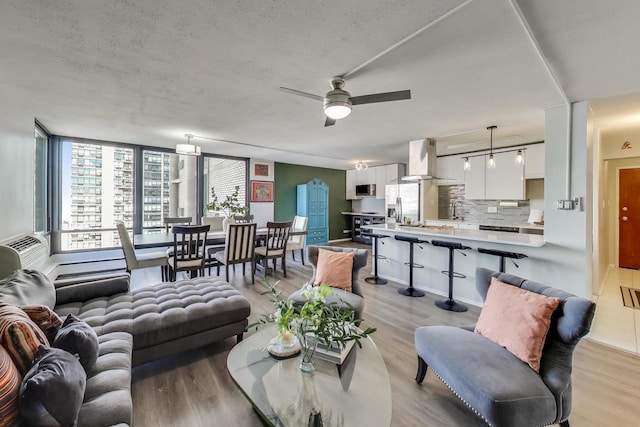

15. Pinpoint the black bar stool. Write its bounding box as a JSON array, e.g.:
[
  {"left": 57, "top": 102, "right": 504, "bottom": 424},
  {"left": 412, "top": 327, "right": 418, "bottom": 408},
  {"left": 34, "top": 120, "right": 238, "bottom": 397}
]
[
  {"left": 361, "top": 232, "right": 389, "bottom": 285},
  {"left": 394, "top": 235, "right": 429, "bottom": 297},
  {"left": 431, "top": 240, "right": 471, "bottom": 312},
  {"left": 477, "top": 248, "right": 528, "bottom": 273}
]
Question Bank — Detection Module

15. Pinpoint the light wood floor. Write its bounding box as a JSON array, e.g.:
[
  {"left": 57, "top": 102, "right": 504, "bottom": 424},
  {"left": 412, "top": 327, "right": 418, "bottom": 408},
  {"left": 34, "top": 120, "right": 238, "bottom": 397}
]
[{"left": 130, "top": 243, "right": 640, "bottom": 427}]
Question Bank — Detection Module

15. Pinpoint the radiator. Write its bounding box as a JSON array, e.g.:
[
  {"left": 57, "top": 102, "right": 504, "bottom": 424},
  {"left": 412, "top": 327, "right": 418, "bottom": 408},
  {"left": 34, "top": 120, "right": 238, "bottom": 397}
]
[{"left": 0, "top": 234, "right": 49, "bottom": 280}]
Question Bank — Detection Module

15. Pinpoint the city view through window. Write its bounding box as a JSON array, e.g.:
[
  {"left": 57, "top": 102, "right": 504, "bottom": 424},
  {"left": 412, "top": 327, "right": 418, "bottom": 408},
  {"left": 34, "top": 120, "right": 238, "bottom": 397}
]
[{"left": 59, "top": 140, "right": 247, "bottom": 251}]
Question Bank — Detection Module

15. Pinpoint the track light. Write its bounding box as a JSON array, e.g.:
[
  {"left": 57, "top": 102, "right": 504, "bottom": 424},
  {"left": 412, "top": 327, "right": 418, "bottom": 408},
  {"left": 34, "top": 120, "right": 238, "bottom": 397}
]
[
  {"left": 463, "top": 157, "right": 470, "bottom": 171},
  {"left": 515, "top": 149, "right": 524, "bottom": 165}
]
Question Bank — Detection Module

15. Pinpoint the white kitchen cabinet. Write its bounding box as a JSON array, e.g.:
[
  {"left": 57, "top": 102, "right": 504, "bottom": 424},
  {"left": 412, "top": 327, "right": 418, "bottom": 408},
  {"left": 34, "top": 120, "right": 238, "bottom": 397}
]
[
  {"left": 436, "top": 155, "right": 465, "bottom": 185},
  {"left": 485, "top": 151, "right": 525, "bottom": 200},
  {"left": 346, "top": 169, "right": 357, "bottom": 199},
  {"left": 375, "top": 166, "right": 386, "bottom": 199},
  {"left": 366, "top": 167, "right": 377, "bottom": 185},
  {"left": 464, "top": 156, "right": 486, "bottom": 199},
  {"left": 524, "top": 143, "right": 544, "bottom": 179}
]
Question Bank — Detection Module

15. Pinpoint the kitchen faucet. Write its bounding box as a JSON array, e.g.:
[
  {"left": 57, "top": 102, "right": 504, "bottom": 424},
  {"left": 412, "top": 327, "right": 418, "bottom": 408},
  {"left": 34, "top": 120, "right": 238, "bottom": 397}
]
[{"left": 450, "top": 200, "right": 463, "bottom": 220}]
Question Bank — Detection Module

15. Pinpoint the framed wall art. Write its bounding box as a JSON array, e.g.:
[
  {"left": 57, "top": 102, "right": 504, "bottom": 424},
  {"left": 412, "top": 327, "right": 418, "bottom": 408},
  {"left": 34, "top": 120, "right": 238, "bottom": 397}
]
[
  {"left": 251, "top": 181, "right": 274, "bottom": 202},
  {"left": 251, "top": 160, "right": 273, "bottom": 180}
]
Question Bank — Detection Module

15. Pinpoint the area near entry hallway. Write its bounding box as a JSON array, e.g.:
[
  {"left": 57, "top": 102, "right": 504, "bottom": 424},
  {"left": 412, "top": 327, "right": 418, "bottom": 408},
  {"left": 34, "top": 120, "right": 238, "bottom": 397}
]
[{"left": 619, "top": 168, "right": 640, "bottom": 269}]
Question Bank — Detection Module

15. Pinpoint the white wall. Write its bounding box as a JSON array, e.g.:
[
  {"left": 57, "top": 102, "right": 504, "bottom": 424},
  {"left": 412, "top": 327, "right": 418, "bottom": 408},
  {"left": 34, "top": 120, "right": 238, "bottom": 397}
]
[
  {"left": 249, "top": 159, "right": 274, "bottom": 227},
  {"left": 0, "top": 99, "right": 36, "bottom": 241},
  {"left": 539, "top": 102, "right": 590, "bottom": 298}
]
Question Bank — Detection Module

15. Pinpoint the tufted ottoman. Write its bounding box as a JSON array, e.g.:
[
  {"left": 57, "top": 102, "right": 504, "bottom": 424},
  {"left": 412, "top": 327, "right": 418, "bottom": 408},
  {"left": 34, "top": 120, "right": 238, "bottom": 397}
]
[{"left": 55, "top": 277, "right": 251, "bottom": 366}]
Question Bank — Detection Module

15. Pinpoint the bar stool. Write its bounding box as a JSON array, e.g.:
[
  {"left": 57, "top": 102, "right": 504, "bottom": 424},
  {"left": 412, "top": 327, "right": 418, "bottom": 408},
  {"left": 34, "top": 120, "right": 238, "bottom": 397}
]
[
  {"left": 361, "top": 232, "right": 389, "bottom": 285},
  {"left": 394, "top": 235, "right": 430, "bottom": 297},
  {"left": 431, "top": 240, "right": 471, "bottom": 312},
  {"left": 477, "top": 248, "right": 528, "bottom": 273}
]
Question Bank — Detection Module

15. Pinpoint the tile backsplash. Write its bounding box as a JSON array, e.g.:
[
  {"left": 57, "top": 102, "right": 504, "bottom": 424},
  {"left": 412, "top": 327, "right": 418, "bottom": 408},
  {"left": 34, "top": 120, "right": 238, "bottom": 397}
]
[{"left": 438, "top": 185, "right": 530, "bottom": 223}]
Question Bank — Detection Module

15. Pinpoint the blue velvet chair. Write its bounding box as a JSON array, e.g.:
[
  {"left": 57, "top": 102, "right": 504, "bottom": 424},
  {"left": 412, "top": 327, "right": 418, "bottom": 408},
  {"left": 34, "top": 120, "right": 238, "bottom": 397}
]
[{"left": 414, "top": 267, "right": 595, "bottom": 427}]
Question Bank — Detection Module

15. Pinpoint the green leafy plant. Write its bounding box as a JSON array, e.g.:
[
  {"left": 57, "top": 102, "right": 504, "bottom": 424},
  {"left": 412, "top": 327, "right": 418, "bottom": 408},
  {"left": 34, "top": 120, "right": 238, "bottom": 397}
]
[
  {"left": 248, "top": 277, "right": 376, "bottom": 351},
  {"left": 206, "top": 185, "right": 249, "bottom": 217}
]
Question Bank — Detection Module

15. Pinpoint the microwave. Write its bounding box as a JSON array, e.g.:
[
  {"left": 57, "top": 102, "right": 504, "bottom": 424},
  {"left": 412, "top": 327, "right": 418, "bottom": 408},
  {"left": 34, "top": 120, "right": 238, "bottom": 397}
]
[{"left": 355, "top": 184, "right": 376, "bottom": 197}]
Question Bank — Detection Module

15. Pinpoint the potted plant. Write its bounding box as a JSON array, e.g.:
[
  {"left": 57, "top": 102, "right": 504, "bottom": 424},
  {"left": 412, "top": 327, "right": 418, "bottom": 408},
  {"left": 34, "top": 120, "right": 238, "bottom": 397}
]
[
  {"left": 206, "top": 186, "right": 249, "bottom": 230},
  {"left": 249, "top": 277, "right": 376, "bottom": 373}
]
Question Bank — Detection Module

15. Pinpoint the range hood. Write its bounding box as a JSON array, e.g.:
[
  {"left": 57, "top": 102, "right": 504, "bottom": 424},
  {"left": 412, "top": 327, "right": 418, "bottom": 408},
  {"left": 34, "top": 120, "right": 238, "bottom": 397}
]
[{"left": 402, "top": 138, "right": 438, "bottom": 180}]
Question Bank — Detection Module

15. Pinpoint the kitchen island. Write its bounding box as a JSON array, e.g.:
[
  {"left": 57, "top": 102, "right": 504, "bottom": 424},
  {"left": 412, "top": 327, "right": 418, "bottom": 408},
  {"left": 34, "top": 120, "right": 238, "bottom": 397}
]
[{"left": 366, "top": 224, "right": 546, "bottom": 307}]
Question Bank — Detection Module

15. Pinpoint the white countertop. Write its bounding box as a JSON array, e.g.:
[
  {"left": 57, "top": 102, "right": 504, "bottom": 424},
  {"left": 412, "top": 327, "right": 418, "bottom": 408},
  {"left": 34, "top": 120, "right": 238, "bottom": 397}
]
[
  {"left": 368, "top": 223, "right": 545, "bottom": 247},
  {"left": 341, "top": 212, "right": 386, "bottom": 217},
  {"left": 424, "top": 219, "right": 544, "bottom": 230}
]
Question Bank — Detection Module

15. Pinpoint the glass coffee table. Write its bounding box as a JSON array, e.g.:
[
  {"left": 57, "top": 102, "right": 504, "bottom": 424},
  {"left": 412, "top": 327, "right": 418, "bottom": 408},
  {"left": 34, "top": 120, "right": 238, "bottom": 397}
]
[{"left": 227, "top": 325, "right": 392, "bottom": 426}]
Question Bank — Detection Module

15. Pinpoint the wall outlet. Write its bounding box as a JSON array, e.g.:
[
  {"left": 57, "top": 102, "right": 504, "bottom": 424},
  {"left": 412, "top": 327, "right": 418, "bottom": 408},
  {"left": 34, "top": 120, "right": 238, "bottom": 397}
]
[{"left": 487, "top": 206, "right": 498, "bottom": 213}]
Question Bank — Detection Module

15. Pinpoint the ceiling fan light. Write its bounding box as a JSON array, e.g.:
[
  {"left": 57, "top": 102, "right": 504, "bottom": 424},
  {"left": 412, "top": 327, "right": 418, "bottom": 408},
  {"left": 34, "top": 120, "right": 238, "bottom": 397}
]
[{"left": 324, "top": 102, "right": 351, "bottom": 119}]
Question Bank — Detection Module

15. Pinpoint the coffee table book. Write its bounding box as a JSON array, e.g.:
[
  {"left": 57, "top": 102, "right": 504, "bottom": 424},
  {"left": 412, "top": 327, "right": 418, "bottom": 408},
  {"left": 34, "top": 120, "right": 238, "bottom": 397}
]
[{"left": 314, "top": 340, "right": 355, "bottom": 364}]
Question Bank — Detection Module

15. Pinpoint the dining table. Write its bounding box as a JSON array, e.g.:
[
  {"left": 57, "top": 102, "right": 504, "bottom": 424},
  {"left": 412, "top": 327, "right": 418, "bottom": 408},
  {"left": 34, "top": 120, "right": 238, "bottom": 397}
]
[{"left": 132, "top": 227, "right": 307, "bottom": 249}]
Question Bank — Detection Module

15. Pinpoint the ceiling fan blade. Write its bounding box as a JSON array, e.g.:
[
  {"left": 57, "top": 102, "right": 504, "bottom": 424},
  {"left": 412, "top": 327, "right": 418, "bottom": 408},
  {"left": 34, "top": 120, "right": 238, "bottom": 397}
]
[
  {"left": 350, "top": 90, "right": 411, "bottom": 105},
  {"left": 279, "top": 87, "right": 324, "bottom": 102},
  {"left": 324, "top": 116, "right": 336, "bottom": 127}
]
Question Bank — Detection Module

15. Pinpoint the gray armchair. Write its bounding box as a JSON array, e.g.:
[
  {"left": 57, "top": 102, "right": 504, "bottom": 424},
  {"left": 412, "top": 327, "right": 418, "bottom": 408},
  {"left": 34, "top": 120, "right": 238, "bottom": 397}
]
[
  {"left": 288, "top": 245, "right": 368, "bottom": 320},
  {"left": 414, "top": 267, "right": 595, "bottom": 427}
]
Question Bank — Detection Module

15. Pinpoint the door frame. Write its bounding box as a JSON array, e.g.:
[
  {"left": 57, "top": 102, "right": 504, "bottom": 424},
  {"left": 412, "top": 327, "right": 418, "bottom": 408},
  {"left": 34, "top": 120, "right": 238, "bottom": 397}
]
[{"left": 615, "top": 165, "right": 640, "bottom": 267}]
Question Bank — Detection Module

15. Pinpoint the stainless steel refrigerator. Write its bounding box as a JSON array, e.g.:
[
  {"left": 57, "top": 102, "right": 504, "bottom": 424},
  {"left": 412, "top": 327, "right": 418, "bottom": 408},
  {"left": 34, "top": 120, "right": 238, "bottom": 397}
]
[{"left": 385, "top": 182, "right": 420, "bottom": 224}]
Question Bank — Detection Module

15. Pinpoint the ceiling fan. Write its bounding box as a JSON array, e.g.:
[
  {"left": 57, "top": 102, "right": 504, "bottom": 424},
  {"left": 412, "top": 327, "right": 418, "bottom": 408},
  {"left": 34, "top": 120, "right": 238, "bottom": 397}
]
[{"left": 280, "top": 77, "right": 411, "bottom": 127}]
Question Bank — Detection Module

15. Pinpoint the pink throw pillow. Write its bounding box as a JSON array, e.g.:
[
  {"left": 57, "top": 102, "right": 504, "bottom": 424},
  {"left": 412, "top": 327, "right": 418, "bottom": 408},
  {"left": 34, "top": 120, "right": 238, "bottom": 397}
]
[
  {"left": 314, "top": 249, "right": 355, "bottom": 292},
  {"left": 474, "top": 277, "right": 561, "bottom": 372}
]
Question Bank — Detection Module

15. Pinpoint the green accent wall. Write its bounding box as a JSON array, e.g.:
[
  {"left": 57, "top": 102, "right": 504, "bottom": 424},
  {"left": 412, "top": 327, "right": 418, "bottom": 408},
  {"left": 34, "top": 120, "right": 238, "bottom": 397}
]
[{"left": 274, "top": 163, "right": 351, "bottom": 241}]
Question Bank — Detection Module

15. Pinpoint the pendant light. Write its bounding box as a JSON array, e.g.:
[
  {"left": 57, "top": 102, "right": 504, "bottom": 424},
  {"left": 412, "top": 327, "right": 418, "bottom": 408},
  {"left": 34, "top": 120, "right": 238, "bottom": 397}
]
[
  {"left": 515, "top": 149, "right": 524, "bottom": 165},
  {"left": 176, "top": 134, "right": 201, "bottom": 156},
  {"left": 487, "top": 125, "right": 496, "bottom": 168},
  {"left": 463, "top": 157, "right": 470, "bottom": 171}
]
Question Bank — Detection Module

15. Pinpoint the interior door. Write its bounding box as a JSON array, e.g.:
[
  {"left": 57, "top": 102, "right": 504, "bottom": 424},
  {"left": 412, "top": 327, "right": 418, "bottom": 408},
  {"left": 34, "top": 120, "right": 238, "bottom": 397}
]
[{"left": 619, "top": 168, "right": 640, "bottom": 269}]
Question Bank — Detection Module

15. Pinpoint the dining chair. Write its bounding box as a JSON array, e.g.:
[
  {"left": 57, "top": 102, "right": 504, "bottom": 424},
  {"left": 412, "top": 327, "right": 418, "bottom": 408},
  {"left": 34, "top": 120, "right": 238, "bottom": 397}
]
[
  {"left": 215, "top": 223, "right": 257, "bottom": 284},
  {"left": 168, "top": 224, "right": 210, "bottom": 281},
  {"left": 287, "top": 215, "right": 308, "bottom": 265},
  {"left": 254, "top": 221, "right": 292, "bottom": 277},
  {"left": 202, "top": 216, "right": 225, "bottom": 274},
  {"left": 116, "top": 221, "right": 169, "bottom": 281},
  {"left": 163, "top": 216, "right": 192, "bottom": 232}
]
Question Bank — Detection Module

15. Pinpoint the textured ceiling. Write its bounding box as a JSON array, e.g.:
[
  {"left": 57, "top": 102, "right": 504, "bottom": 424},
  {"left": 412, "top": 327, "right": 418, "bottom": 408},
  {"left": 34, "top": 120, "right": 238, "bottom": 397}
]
[{"left": 1, "top": 0, "right": 639, "bottom": 169}]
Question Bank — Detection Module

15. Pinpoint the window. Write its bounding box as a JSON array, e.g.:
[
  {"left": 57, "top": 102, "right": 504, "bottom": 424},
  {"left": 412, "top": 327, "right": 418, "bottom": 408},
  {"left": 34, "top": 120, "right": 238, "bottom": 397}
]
[
  {"left": 34, "top": 126, "right": 49, "bottom": 233},
  {"left": 203, "top": 156, "right": 247, "bottom": 214},
  {"left": 59, "top": 140, "right": 134, "bottom": 250}
]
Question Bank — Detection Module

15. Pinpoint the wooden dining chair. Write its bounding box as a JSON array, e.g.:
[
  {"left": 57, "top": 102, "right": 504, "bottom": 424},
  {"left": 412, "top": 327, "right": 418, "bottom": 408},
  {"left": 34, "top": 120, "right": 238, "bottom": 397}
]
[
  {"left": 168, "top": 224, "right": 210, "bottom": 281},
  {"left": 202, "top": 216, "right": 225, "bottom": 274},
  {"left": 254, "top": 221, "right": 292, "bottom": 277},
  {"left": 215, "top": 223, "right": 257, "bottom": 284},
  {"left": 164, "top": 216, "right": 192, "bottom": 232}
]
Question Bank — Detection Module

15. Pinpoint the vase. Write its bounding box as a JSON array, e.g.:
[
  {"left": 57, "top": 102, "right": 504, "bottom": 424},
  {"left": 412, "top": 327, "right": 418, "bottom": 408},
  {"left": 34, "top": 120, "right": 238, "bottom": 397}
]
[
  {"left": 222, "top": 216, "right": 235, "bottom": 233},
  {"left": 298, "top": 335, "right": 317, "bottom": 373}
]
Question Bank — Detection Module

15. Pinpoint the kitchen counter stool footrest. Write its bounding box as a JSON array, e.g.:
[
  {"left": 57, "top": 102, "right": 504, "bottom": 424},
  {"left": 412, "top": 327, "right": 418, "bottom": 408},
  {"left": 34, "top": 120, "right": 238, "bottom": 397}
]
[
  {"left": 431, "top": 239, "right": 471, "bottom": 312},
  {"left": 361, "top": 233, "right": 390, "bottom": 285},
  {"left": 394, "top": 235, "right": 430, "bottom": 297}
]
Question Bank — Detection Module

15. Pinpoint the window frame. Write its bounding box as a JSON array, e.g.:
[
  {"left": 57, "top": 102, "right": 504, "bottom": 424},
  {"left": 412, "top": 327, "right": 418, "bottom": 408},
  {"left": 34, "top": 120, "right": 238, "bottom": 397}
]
[{"left": 49, "top": 136, "right": 249, "bottom": 253}]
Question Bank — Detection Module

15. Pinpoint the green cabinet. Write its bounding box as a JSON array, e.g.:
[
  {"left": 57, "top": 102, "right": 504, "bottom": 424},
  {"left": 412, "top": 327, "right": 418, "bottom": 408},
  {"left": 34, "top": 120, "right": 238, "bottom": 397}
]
[{"left": 297, "top": 179, "right": 329, "bottom": 246}]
